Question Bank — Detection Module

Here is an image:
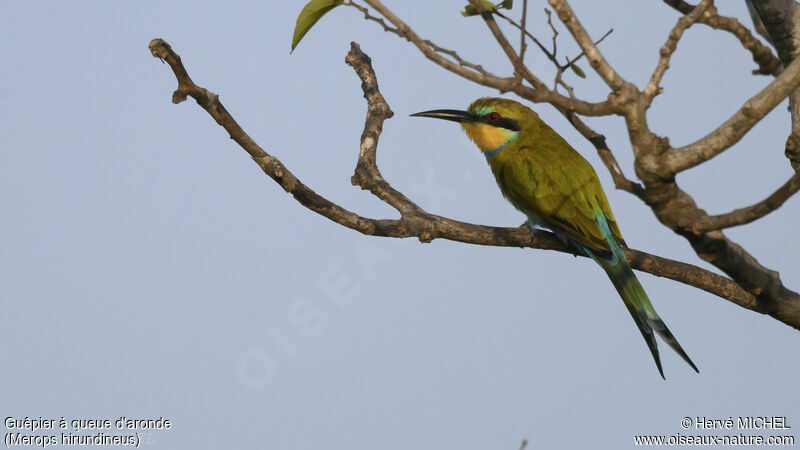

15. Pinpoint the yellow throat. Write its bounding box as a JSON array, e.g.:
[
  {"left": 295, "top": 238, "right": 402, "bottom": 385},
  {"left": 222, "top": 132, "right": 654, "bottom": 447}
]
[{"left": 461, "top": 122, "right": 518, "bottom": 153}]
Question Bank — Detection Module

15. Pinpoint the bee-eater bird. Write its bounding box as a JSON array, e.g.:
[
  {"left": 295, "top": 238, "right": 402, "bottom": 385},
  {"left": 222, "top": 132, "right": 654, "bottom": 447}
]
[{"left": 412, "top": 97, "right": 698, "bottom": 378}]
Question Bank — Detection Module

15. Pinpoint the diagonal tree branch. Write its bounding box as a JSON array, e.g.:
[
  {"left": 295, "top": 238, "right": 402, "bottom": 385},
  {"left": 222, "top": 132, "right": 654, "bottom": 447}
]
[
  {"left": 664, "top": 0, "right": 782, "bottom": 76},
  {"left": 692, "top": 172, "right": 800, "bottom": 233},
  {"left": 467, "top": 0, "right": 543, "bottom": 91},
  {"left": 517, "top": 0, "right": 528, "bottom": 73},
  {"left": 644, "top": 0, "right": 712, "bottom": 103},
  {"left": 495, "top": 7, "right": 612, "bottom": 94},
  {"left": 664, "top": 53, "right": 800, "bottom": 174},
  {"left": 148, "top": 38, "right": 762, "bottom": 317},
  {"left": 547, "top": 0, "right": 632, "bottom": 94}
]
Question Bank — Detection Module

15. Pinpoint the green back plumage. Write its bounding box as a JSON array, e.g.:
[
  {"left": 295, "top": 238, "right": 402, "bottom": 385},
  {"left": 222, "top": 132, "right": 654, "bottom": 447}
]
[{"left": 462, "top": 97, "right": 697, "bottom": 377}]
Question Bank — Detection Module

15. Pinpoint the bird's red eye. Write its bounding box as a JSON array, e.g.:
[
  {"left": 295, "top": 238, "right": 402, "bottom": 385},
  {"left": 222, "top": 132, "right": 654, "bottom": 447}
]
[{"left": 487, "top": 112, "right": 499, "bottom": 122}]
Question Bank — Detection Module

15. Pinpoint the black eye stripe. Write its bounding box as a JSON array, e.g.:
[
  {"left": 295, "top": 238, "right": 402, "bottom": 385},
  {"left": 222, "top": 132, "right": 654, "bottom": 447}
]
[
  {"left": 497, "top": 118, "right": 520, "bottom": 131},
  {"left": 471, "top": 111, "right": 520, "bottom": 131},
  {"left": 480, "top": 115, "right": 520, "bottom": 131}
]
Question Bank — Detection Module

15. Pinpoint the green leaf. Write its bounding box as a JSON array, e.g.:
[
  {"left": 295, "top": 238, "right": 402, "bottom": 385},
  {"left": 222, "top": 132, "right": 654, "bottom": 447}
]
[
  {"left": 291, "top": 0, "right": 344, "bottom": 53},
  {"left": 499, "top": 0, "right": 513, "bottom": 9},
  {"left": 570, "top": 63, "right": 586, "bottom": 78},
  {"left": 461, "top": 0, "right": 499, "bottom": 17}
]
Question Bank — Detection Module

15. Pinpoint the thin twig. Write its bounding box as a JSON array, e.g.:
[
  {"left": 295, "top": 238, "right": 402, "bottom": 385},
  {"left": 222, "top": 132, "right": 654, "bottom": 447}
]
[
  {"left": 545, "top": 8, "right": 558, "bottom": 58},
  {"left": 495, "top": 11, "right": 555, "bottom": 67},
  {"left": 553, "top": 27, "right": 613, "bottom": 96},
  {"left": 468, "top": 0, "right": 546, "bottom": 91},
  {"left": 422, "top": 39, "right": 491, "bottom": 77},
  {"left": 564, "top": 28, "right": 613, "bottom": 70},
  {"left": 547, "top": 0, "right": 630, "bottom": 93},
  {"left": 495, "top": 10, "right": 612, "bottom": 74},
  {"left": 348, "top": 0, "right": 489, "bottom": 77},
  {"left": 518, "top": 0, "right": 528, "bottom": 70},
  {"left": 345, "top": 0, "right": 401, "bottom": 36}
]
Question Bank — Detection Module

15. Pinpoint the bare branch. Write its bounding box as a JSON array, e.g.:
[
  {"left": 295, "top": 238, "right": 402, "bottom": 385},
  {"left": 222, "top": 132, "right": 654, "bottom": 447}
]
[
  {"left": 494, "top": 10, "right": 574, "bottom": 95},
  {"left": 493, "top": 10, "right": 554, "bottom": 69},
  {"left": 467, "top": 0, "right": 546, "bottom": 90},
  {"left": 347, "top": 1, "right": 492, "bottom": 77},
  {"left": 664, "top": 54, "right": 800, "bottom": 173},
  {"left": 495, "top": 10, "right": 613, "bottom": 80},
  {"left": 547, "top": 0, "right": 631, "bottom": 94},
  {"left": 358, "top": 0, "right": 620, "bottom": 116},
  {"left": 664, "top": 0, "right": 782, "bottom": 76},
  {"left": 545, "top": 8, "right": 558, "bottom": 58},
  {"left": 692, "top": 172, "right": 800, "bottom": 232},
  {"left": 644, "top": 0, "right": 712, "bottom": 102},
  {"left": 345, "top": 45, "right": 421, "bottom": 216},
  {"left": 147, "top": 39, "right": 406, "bottom": 238},
  {"left": 345, "top": 0, "right": 401, "bottom": 36},
  {"left": 422, "top": 39, "right": 492, "bottom": 77},
  {"left": 148, "top": 38, "right": 763, "bottom": 319}
]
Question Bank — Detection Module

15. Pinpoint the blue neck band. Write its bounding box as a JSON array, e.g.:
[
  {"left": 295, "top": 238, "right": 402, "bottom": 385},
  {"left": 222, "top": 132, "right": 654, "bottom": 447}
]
[{"left": 484, "top": 140, "right": 509, "bottom": 158}]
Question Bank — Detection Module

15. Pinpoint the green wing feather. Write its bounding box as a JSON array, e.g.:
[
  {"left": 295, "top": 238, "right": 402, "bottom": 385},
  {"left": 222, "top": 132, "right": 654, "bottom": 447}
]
[{"left": 499, "top": 138, "right": 626, "bottom": 253}]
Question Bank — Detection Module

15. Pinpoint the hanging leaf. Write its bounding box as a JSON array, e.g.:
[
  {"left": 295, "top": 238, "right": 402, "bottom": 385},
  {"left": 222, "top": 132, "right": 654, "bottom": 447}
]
[
  {"left": 291, "top": 0, "right": 344, "bottom": 53},
  {"left": 570, "top": 63, "right": 586, "bottom": 79},
  {"left": 461, "top": 0, "right": 500, "bottom": 17}
]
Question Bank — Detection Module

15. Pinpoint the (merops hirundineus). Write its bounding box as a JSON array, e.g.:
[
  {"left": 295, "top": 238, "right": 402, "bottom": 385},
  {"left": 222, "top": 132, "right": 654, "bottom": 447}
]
[{"left": 412, "top": 97, "right": 698, "bottom": 378}]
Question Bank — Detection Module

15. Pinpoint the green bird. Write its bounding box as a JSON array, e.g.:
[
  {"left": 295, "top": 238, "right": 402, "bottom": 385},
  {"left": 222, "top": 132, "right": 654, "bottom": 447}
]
[{"left": 412, "top": 97, "right": 698, "bottom": 378}]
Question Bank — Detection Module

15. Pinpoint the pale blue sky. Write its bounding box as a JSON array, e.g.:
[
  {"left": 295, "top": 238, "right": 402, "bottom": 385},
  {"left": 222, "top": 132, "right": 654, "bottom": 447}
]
[{"left": 2, "top": 1, "right": 798, "bottom": 449}]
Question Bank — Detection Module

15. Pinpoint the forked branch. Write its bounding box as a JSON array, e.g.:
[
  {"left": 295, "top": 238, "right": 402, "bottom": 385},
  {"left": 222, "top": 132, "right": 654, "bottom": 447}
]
[
  {"left": 148, "top": 38, "right": 757, "bottom": 312},
  {"left": 663, "top": 0, "right": 781, "bottom": 76},
  {"left": 644, "top": 0, "right": 712, "bottom": 102}
]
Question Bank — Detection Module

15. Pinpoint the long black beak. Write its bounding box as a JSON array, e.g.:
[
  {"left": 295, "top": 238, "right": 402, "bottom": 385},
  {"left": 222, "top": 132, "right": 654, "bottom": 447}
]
[{"left": 410, "top": 109, "right": 476, "bottom": 124}]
